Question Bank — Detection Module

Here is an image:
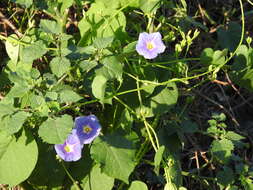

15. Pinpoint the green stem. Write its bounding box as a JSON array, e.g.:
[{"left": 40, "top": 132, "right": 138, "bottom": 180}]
[
  {"left": 61, "top": 162, "right": 81, "bottom": 190},
  {"left": 113, "top": 96, "right": 137, "bottom": 116}
]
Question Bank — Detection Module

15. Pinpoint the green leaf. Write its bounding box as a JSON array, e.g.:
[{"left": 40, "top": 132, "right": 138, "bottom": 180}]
[
  {"left": 5, "top": 34, "right": 20, "bottom": 63},
  {"left": 30, "top": 94, "right": 46, "bottom": 109},
  {"left": 230, "top": 45, "right": 253, "bottom": 91},
  {"left": 38, "top": 115, "right": 73, "bottom": 144},
  {"left": 217, "top": 167, "right": 234, "bottom": 188},
  {"left": 243, "top": 178, "right": 253, "bottom": 190},
  {"left": 95, "top": 56, "right": 123, "bottom": 81},
  {"left": 200, "top": 48, "right": 227, "bottom": 66},
  {"left": 93, "top": 36, "right": 114, "bottom": 49},
  {"left": 79, "top": 60, "right": 98, "bottom": 72},
  {"left": 211, "top": 138, "right": 234, "bottom": 164},
  {"left": 139, "top": 0, "right": 160, "bottom": 14},
  {"left": 82, "top": 164, "right": 114, "bottom": 190},
  {"left": 118, "top": 109, "right": 133, "bottom": 132},
  {"left": 154, "top": 145, "right": 165, "bottom": 175},
  {"left": 92, "top": 75, "right": 108, "bottom": 101},
  {"left": 123, "top": 41, "right": 137, "bottom": 54},
  {"left": 96, "top": 0, "right": 139, "bottom": 9},
  {"left": 6, "top": 83, "right": 30, "bottom": 98},
  {"left": 225, "top": 131, "right": 244, "bottom": 141},
  {"left": 28, "top": 140, "right": 66, "bottom": 188},
  {"left": 0, "top": 130, "right": 38, "bottom": 186},
  {"left": 11, "top": 0, "right": 33, "bottom": 7},
  {"left": 128, "top": 181, "right": 148, "bottom": 190},
  {"left": 78, "top": 2, "right": 126, "bottom": 45},
  {"left": 217, "top": 22, "right": 241, "bottom": 52},
  {"left": 59, "top": 89, "right": 82, "bottom": 103},
  {"left": 164, "top": 182, "right": 177, "bottom": 190},
  {"left": 212, "top": 112, "right": 226, "bottom": 121},
  {"left": 165, "top": 153, "right": 183, "bottom": 187},
  {"left": 0, "top": 103, "right": 15, "bottom": 117},
  {"left": 154, "top": 146, "right": 165, "bottom": 167},
  {"left": 20, "top": 40, "right": 47, "bottom": 63},
  {"left": 58, "top": 0, "right": 74, "bottom": 14},
  {"left": 0, "top": 131, "right": 12, "bottom": 160},
  {"left": 50, "top": 57, "right": 71, "bottom": 78},
  {"left": 142, "top": 83, "right": 178, "bottom": 117},
  {"left": 120, "top": 0, "right": 139, "bottom": 7},
  {"left": 180, "top": 119, "right": 199, "bottom": 133},
  {"left": 225, "top": 131, "right": 245, "bottom": 148},
  {"left": 46, "top": 91, "right": 58, "bottom": 101},
  {"left": 0, "top": 111, "right": 30, "bottom": 135},
  {"left": 90, "top": 135, "right": 136, "bottom": 183},
  {"left": 40, "top": 19, "right": 62, "bottom": 34}
]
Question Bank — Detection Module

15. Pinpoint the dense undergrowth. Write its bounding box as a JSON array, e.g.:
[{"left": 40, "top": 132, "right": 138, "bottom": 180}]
[{"left": 1, "top": 0, "right": 253, "bottom": 190}]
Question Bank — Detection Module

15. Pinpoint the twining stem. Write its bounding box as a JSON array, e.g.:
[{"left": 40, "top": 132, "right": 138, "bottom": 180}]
[{"left": 61, "top": 161, "right": 81, "bottom": 190}]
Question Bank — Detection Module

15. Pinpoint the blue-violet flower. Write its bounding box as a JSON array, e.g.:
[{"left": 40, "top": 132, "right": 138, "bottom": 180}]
[
  {"left": 74, "top": 115, "right": 101, "bottom": 144},
  {"left": 54, "top": 129, "right": 82, "bottom": 162},
  {"left": 136, "top": 32, "right": 166, "bottom": 59}
]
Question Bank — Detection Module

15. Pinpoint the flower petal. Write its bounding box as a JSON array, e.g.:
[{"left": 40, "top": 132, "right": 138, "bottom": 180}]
[{"left": 136, "top": 32, "right": 166, "bottom": 59}]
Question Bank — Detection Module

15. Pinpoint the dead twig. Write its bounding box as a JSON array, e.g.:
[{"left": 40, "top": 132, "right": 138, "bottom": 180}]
[
  {"left": 193, "top": 89, "right": 240, "bottom": 126},
  {"left": 0, "top": 10, "right": 22, "bottom": 38}
]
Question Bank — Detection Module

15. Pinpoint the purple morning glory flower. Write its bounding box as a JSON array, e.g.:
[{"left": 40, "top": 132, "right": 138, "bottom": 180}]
[
  {"left": 54, "top": 129, "right": 82, "bottom": 162},
  {"left": 136, "top": 32, "right": 166, "bottom": 59},
  {"left": 74, "top": 115, "right": 101, "bottom": 144}
]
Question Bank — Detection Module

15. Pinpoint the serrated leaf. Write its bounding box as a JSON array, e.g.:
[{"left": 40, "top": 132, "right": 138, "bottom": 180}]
[
  {"left": 50, "top": 57, "right": 71, "bottom": 78},
  {"left": 90, "top": 135, "right": 136, "bottom": 183},
  {"left": 0, "top": 130, "right": 38, "bottom": 186},
  {"left": 38, "top": 115, "right": 73, "bottom": 144},
  {"left": 211, "top": 138, "right": 234, "bottom": 164},
  {"left": 82, "top": 164, "right": 114, "bottom": 190},
  {"left": 6, "top": 83, "right": 30, "bottom": 98},
  {"left": 59, "top": 89, "right": 82, "bottom": 103},
  {"left": 20, "top": 40, "right": 47, "bottom": 63},
  {"left": 30, "top": 94, "right": 45, "bottom": 109},
  {"left": 95, "top": 56, "right": 123, "bottom": 81},
  {"left": 225, "top": 131, "right": 244, "bottom": 141},
  {"left": 128, "top": 181, "right": 148, "bottom": 190},
  {"left": 40, "top": 19, "right": 61, "bottom": 34},
  {"left": 45, "top": 92, "right": 58, "bottom": 101},
  {"left": 0, "top": 103, "right": 15, "bottom": 118},
  {"left": 93, "top": 36, "right": 114, "bottom": 49}
]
